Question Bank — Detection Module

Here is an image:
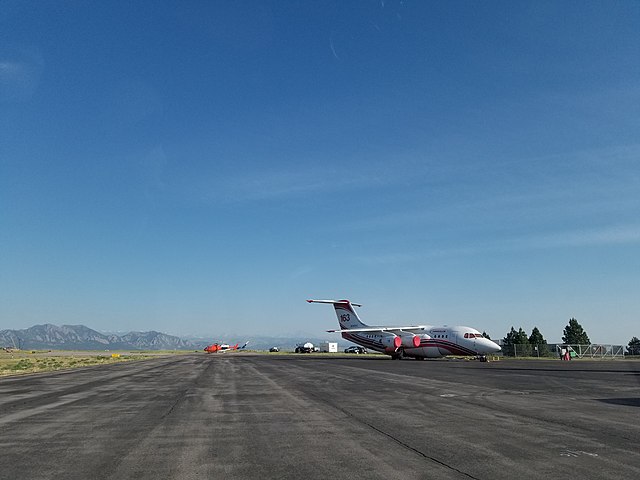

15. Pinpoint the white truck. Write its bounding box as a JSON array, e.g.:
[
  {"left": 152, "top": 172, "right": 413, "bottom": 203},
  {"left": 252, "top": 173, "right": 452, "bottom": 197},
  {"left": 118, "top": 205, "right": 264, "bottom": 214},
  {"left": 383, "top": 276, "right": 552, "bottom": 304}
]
[{"left": 319, "top": 341, "right": 338, "bottom": 353}]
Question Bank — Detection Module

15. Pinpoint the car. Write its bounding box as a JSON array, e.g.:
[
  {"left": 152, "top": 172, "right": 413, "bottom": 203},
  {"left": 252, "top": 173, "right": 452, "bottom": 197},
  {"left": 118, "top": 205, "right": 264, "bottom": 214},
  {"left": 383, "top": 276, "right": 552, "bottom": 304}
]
[
  {"left": 269, "top": 347, "right": 279, "bottom": 352},
  {"left": 344, "top": 346, "right": 367, "bottom": 354}
]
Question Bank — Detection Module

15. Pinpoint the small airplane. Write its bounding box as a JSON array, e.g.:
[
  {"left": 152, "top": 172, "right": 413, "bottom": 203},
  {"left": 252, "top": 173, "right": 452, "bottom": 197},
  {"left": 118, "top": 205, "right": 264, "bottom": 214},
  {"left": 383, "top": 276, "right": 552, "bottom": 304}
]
[
  {"left": 203, "top": 341, "right": 249, "bottom": 353},
  {"left": 307, "top": 299, "right": 501, "bottom": 360}
]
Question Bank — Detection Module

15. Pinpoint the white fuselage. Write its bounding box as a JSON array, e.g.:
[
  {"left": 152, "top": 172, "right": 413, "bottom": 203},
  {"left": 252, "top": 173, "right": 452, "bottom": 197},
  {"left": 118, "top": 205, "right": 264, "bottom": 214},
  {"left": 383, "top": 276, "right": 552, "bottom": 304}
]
[
  {"left": 308, "top": 299, "right": 501, "bottom": 359},
  {"left": 342, "top": 326, "right": 501, "bottom": 358}
]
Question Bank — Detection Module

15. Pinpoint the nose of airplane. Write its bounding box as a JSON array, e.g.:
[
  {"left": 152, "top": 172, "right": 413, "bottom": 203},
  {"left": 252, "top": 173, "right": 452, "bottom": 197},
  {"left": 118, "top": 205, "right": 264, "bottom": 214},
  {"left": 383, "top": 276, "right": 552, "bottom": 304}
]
[{"left": 483, "top": 339, "right": 501, "bottom": 353}]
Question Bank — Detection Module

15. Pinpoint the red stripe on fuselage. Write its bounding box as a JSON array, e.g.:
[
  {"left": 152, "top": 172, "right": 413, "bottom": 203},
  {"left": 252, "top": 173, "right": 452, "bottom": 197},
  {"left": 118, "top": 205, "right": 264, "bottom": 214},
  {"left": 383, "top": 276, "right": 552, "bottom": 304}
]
[
  {"left": 418, "top": 339, "right": 477, "bottom": 356},
  {"left": 341, "top": 332, "right": 385, "bottom": 352},
  {"left": 342, "top": 333, "right": 481, "bottom": 357}
]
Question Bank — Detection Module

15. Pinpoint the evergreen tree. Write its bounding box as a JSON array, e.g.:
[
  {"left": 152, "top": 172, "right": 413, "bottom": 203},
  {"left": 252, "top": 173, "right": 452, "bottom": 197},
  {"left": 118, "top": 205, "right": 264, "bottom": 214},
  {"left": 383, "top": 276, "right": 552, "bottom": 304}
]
[
  {"left": 502, "top": 327, "right": 530, "bottom": 356},
  {"left": 528, "top": 327, "right": 548, "bottom": 356},
  {"left": 515, "top": 327, "right": 529, "bottom": 344},
  {"left": 627, "top": 337, "right": 640, "bottom": 356},
  {"left": 482, "top": 331, "right": 491, "bottom": 340},
  {"left": 502, "top": 327, "right": 516, "bottom": 356},
  {"left": 528, "top": 326, "right": 546, "bottom": 344},
  {"left": 562, "top": 318, "right": 590, "bottom": 345}
]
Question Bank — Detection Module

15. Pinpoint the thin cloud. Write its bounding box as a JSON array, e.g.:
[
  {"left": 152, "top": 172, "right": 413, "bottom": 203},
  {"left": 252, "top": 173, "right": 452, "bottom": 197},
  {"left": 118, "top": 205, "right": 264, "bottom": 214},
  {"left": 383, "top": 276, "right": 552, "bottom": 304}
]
[
  {"left": 355, "top": 247, "right": 479, "bottom": 265},
  {"left": 354, "top": 224, "right": 640, "bottom": 266},
  {"left": 0, "top": 47, "right": 43, "bottom": 103},
  {"left": 529, "top": 224, "right": 640, "bottom": 249},
  {"left": 288, "top": 265, "right": 314, "bottom": 280},
  {"left": 346, "top": 143, "right": 640, "bottom": 231},
  {"left": 329, "top": 33, "right": 340, "bottom": 60},
  {"left": 194, "top": 164, "right": 391, "bottom": 203}
]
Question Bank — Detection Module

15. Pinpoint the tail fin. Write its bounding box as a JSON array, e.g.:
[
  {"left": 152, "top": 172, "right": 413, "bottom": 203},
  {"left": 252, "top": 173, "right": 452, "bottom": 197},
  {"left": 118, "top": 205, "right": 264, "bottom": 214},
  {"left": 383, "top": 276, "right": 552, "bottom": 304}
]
[{"left": 307, "top": 299, "right": 368, "bottom": 330}]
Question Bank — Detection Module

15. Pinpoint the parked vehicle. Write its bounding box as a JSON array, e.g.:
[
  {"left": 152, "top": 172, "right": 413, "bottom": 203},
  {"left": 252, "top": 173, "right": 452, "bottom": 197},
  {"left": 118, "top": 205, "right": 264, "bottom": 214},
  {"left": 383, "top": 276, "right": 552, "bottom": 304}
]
[
  {"left": 319, "top": 341, "right": 338, "bottom": 353},
  {"left": 269, "top": 346, "right": 279, "bottom": 352},
  {"left": 344, "top": 346, "right": 367, "bottom": 354},
  {"left": 295, "top": 342, "right": 316, "bottom": 353}
]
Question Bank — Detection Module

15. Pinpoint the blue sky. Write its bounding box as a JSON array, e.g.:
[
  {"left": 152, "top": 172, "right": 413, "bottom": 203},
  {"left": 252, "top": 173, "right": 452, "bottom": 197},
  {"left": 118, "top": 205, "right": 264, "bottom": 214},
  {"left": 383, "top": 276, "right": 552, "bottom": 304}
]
[{"left": 1, "top": 1, "right": 639, "bottom": 344}]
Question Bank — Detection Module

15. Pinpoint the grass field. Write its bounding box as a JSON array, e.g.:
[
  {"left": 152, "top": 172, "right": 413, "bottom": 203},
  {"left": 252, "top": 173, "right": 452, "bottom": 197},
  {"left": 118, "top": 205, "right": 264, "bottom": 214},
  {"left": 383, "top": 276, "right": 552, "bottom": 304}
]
[
  {"left": 0, "top": 351, "right": 159, "bottom": 377},
  {"left": 4, "top": 349, "right": 628, "bottom": 377}
]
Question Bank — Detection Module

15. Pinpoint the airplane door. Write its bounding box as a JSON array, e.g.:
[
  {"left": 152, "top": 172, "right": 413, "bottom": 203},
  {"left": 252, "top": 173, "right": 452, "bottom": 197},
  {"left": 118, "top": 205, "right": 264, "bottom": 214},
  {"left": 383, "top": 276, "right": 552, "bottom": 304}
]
[
  {"left": 456, "top": 331, "right": 475, "bottom": 351},
  {"left": 443, "top": 330, "right": 459, "bottom": 356},
  {"left": 468, "top": 332, "right": 477, "bottom": 350}
]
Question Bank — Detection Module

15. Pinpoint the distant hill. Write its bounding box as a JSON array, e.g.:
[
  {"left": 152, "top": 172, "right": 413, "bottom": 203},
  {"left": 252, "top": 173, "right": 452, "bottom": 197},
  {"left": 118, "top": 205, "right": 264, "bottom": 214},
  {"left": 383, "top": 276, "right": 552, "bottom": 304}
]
[
  {"left": 0, "top": 324, "right": 354, "bottom": 352},
  {"left": 0, "top": 324, "right": 197, "bottom": 351}
]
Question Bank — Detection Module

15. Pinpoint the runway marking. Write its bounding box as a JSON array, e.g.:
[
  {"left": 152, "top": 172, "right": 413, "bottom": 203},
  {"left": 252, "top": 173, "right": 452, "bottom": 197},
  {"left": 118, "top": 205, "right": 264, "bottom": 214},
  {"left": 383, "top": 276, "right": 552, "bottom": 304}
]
[{"left": 560, "top": 450, "right": 599, "bottom": 458}]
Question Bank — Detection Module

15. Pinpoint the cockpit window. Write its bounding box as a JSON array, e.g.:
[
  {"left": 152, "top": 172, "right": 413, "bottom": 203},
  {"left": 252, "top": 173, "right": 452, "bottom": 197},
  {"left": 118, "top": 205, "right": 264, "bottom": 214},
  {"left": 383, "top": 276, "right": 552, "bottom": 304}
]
[{"left": 465, "top": 332, "right": 483, "bottom": 338}]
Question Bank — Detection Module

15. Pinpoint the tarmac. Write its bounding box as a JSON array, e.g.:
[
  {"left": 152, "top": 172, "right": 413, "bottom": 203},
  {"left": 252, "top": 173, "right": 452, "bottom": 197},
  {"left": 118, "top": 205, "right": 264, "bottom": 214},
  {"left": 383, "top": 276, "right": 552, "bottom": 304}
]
[{"left": 0, "top": 353, "right": 638, "bottom": 479}]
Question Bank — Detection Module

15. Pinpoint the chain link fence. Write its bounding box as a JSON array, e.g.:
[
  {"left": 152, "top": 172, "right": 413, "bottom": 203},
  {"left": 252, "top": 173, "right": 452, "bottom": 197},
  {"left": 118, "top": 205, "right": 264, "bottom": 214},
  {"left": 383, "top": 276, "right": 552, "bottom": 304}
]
[{"left": 500, "top": 343, "right": 625, "bottom": 359}]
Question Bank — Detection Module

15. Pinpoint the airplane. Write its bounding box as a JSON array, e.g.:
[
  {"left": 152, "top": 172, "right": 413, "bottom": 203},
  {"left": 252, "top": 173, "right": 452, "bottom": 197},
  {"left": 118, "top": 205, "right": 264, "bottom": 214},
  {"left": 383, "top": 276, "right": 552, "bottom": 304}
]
[
  {"left": 307, "top": 299, "right": 501, "bottom": 360},
  {"left": 203, "top": 341, "right": 249, "bottom": 353}
]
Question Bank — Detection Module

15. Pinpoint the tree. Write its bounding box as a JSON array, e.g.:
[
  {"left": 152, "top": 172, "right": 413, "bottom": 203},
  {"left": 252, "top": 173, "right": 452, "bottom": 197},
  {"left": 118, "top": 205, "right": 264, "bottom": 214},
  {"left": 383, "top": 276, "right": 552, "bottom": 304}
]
[
  {"left": 502, "top": 327, "right": 530, "bottom": 357},
  {"left": 528, "top": 327, "right": 549, "bottom": 357},
  {"left": 627, "top": 337, "right": 640, "bottom": 356},
  {"left": 562, "top": 318, "right": 590, "bottom": 345},
  {"left": 482, "top": 331, "right": 491, "bottom": 340}
]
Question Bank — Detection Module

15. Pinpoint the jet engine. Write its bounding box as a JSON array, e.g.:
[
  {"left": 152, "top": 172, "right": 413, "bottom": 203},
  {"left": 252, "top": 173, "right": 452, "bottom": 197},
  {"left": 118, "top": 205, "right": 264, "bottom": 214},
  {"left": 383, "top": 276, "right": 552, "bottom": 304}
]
[
  {"left": 381, "top": 335, "right": 402, "bottom": 352},
  {"left": 398, "top": 334, "right": 421, "bottom": 348}
]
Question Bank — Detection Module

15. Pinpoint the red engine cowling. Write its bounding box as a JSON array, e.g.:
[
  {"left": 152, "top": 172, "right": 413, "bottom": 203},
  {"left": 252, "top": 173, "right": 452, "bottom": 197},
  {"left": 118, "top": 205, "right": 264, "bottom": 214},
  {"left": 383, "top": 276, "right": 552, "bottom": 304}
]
[
  {"left": 381, "top": 335, "right": 402, "bottom": 352},
  {"left": 398, "top": 334, "right": 421, "bottom": 348}
]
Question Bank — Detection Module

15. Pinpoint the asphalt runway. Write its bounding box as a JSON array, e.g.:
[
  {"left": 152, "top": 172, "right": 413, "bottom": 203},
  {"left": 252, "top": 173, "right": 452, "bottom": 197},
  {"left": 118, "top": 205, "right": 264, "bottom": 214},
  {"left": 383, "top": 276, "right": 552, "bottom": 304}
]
[{"left": 0, "top": 354, "right": 638, "bottom": 479}]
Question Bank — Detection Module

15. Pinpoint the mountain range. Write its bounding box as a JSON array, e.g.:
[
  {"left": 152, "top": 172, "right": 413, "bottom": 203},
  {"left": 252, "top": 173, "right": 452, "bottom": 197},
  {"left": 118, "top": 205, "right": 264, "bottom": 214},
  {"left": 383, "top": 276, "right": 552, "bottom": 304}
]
[
  {"left": 0, "top": 324, "right": 197, "bottom": 351},
  {"left": 0, "top": 324, "right": 346, "bottom": 351}
]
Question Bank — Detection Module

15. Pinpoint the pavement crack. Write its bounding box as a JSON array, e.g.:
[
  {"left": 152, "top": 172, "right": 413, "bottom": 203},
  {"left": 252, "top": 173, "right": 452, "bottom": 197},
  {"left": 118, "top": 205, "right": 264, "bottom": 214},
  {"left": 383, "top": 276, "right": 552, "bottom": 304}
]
[
  {"left": 308, "top": 390, "right": 480, "bottom": 480},
  {"left": 359, "top": 418, "right": 481, "bottom": 480},
  {"left": 161, "top": 388, "right": 190, "bottom": 419}
]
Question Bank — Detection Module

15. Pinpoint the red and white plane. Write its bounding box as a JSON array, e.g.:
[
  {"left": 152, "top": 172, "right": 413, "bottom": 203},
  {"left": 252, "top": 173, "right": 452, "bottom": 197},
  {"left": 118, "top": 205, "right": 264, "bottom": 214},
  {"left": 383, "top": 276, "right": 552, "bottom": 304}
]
[
  {"left": 203, "top": 341, "right": 249, "bottom": 353},
  {"left": 308, "top": 299, "right": 501, "bottom": 360}
]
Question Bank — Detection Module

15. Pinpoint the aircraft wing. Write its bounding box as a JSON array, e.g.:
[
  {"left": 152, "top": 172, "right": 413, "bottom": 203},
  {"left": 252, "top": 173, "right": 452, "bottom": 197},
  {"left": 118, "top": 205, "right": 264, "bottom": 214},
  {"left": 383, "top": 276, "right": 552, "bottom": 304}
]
[{"left": 327, "top": 326, "right": 428, "bottom": 333}]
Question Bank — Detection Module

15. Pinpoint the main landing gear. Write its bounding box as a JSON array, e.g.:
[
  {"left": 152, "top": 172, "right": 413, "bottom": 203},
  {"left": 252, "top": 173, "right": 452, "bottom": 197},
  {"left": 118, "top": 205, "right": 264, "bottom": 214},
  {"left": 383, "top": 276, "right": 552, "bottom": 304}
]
[
  {"left": 392, "top": 349, "right": 427, "bottom": 360},
  {"left": 391, "top": 349, "right": 405, "bottom": 360}
]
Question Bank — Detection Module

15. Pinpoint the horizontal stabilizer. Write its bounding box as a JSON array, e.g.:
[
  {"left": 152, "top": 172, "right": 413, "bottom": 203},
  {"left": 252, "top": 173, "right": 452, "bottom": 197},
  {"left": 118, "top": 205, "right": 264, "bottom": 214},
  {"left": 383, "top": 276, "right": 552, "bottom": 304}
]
[{"left": 307, "top": 299, "right": 362, "bottom": 307}]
